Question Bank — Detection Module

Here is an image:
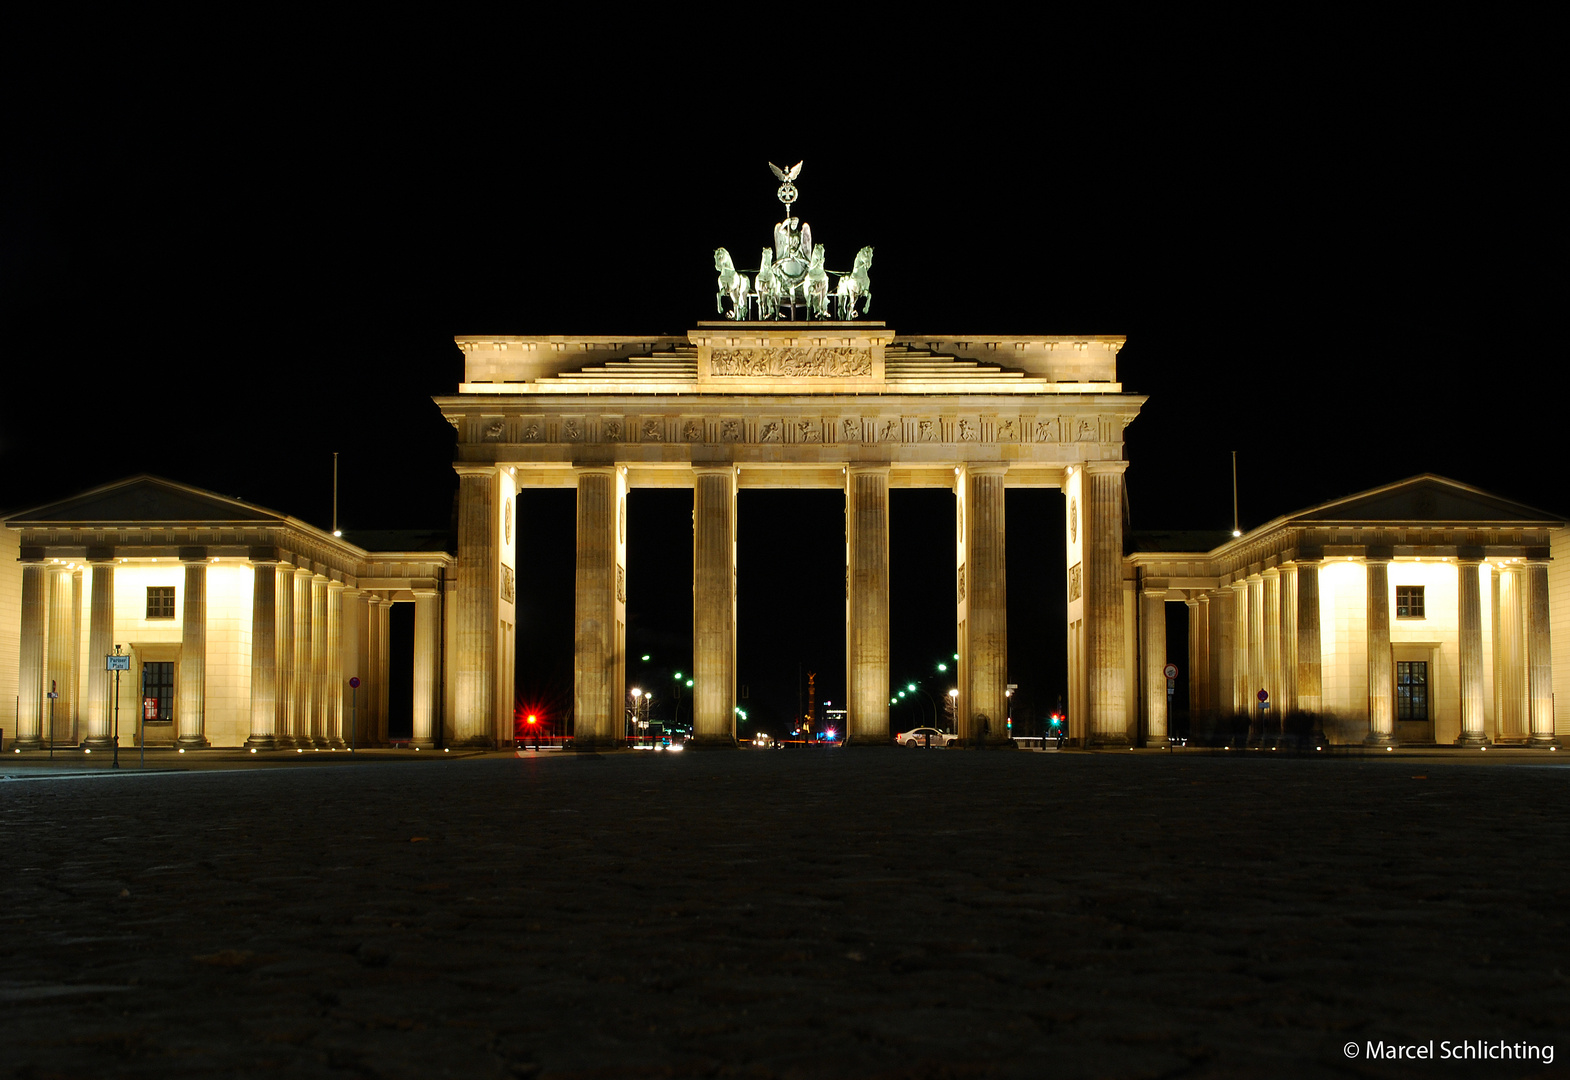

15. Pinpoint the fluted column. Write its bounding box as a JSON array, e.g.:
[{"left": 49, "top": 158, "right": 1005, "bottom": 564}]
[
  {"left": 67, "top": 569, "right": 83, "bottom": 744},
  {"left": 957, "top": 464, "right": 1009, "bottom": 747},
  {"left": 176, "top": 556, "right": 209, "bottom": 748},
  {"left": 44, "top": 567, "right": 72, "bottom": 746},
  {"left": 1499, "top": 566, "right": 1527, "bottom": 740},
  {"left": 246, "top": 558, "right": 278, "bottom": 749},
  {"left": 84, "top": 559, "right": 116, "bottom": 748},
  {"left": 455, "top": 467, "right": 499, "bottom": 747},
  {"left": 1296, "top": 559, "right": 1323, "bottom": 715},
  {"left": 275, "top": 565, "right": 296, "bottom": 747},
  {"left": 15, "top": 561, "right": 48, "bottom": 748},
  {"left": 1230, "top": 580, "right": 1249, "bottom": 716},
  {"left": 1247, "top": 575, "right": 1265, "bottom": 736},
  {"left": 1456, "top": 556, "right": 1488, "bottom": 746},
  {"left": 292, "top": 568, "right": 312, "bottom": 747},
  {"left": 326, "top": 581, "right": 345, "bottom": 748},
  {"left": 1261, "top": 569, "right": 1280, "bottom": 744},
  {"left": 376, "top": 597, "right": 391, "bottom": 745},
  {"left": 412, "top": 587, "right": 440, "bottom": 747},
  {"left": 1209, "top": 588, "right": 1234, "bottom": 723},
  {"left": 1365, "top": 555, "right": 1394, "bottom": 745},
  {"left": 1525, "top": 559, "right": 1558, "bottom": 747},
  {"left": 692, "top": 466, "right": 737, "bottom": 748},
  {"left": 572, "top": 467, "right": 626, "bottom": 750},
  {"left": 309, "top": 576, "right": 329, "bottom": 747},
  {"left": 351, "top": 590, "right": 369, "bottom": 745},
  {"left": 846, "top": 465, "right": 891, "bottom": 746},
  {"left": 1141, "top": 588, "right": 1168, "bottom": 746},
  {"left": 1188, "top": 596, "right": 1208, "bottom": 719},
  {"left": 1277, "top": 564, "right": 1299, "bottom": 722},
  {"left": 1083, "top": 462, "right": 1128, "bottom": 746}
]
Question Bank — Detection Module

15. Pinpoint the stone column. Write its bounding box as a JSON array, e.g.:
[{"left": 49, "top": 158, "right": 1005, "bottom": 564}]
[
  {"left": 412, "top": 587, "right": 440, "bottom": 748},
  {"left": 846, "top": 465, "right": 891, "bottom": 746},
  {"left": 293, "top": 568, "right": 312, "bottom": 747},
  {"left": 1278, "top": 564, "right": 1299, "bottom": 722},
  {"left": 1188, "top": 596, "right": 1208, "bottom": 719},
  {"left": 692, "top": 466, "right": 737, "bottom": 748},
  {"left": 958, "top": 465, "right": 1008, "bottom": 747},
  {"left": 84, "top": 559, "right": 116, "bottom": 748},
  {"left": 309, "top": 576, "right": 329, "bottom": 747},
  {"left": 1365, "top": 554, "right": 1394, "bottom": 745},
  {"left": 1247, "top": 574, "right": 1265, "bottom": 735},
  {"left": 326, "top": 581, "right": 345, "bottom": 748},
  {"left": 1456, "top": 556, "right": 1488, "bottom": 747},
  {"left": 176, "top": 555, "right": 209, "bottom": 748},
  {"left": 68, "top": 569, "right": 83, "bottom": 744},
  {"left": 1141, "top": 588, "right": 1168, "bottom": 746},
  {"left": 1231, "top": 580, "right": 1249, "bottom": 717},
  {"left": 572, "top": 467, "right": 625, "bottom": 750},
  {"left": 1261, "top": 568, "right": 1280, "bottom": 745},
  {"left": 455, "top": 467, "right": 498, "bottom": 747},
  {"left": 376, "top": 597, "right": 391, "bottom": 745},
  {"left": 246, "top": 558, "right": 278, "bottom": 750},
  {"left": 350, "top": 590, "right": 369, "bottom": 745},
  {"left": 275, "top": 565, "right": 295, "bottom": 748},
  {"left": 1498, "top": 565, "right": 1528, "bottom": 740},
  {"left": 1208, "top": 588, "right": 1233, "bottom": 728},
  {"left": 1296, "top": 559, "right": 1323, "bottom": 715},
  {"left": 1525, "top": 559, "right": 1558, "bottom": 747},
  {"left": 1083, "top": 462, "right": 1128, "bottom": 746},
  {"left": 44, "top": 567, "right": 72, "bottom": 746},
  {"left": 15, "top": 560, "right": 48, "bottom": 749}
]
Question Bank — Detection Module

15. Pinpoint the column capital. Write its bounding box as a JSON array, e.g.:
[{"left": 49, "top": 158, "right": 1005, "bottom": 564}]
[
  {"left": 1364, "top": 546, "right": 1394, "bottom": 564},
  {"left": 960, "top": 462, "right": 1008, "bottom": 477},
  {"left": 454, "top": 464, "right": 500, "bottom": 478},
  {"left": 1082, "top": 460, "right": 1129, "bottom": 477},
  {"left": 1140, "top": 587, "right": 1169, "bottom": 601},
  {"left": 326, "top": 579, "right": 347, "bottom": 592},
  {"left": 573, "top": 464, "right": 617, "bottom": 477},
  {"left": 411, "top": 587, "right": 439, "bottom": 599},
  {"left": 1261, "top": 566, "right": 1280, "bottom": 579},
  {"left": 691, "top": 464, "right": 737, "bottom": 477},
  {"left": 846, "top": 462, "right": 892, "bottom": 476},
  {"left": 179, "top": 547, "right": 210, "bottom": 565},
  {"left": 1456, "top": 556, "right": 1484, "bottom": 567}
]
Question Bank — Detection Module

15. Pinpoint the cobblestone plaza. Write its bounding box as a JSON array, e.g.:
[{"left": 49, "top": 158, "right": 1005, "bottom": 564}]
[{"left": 2, "top": 748, "right": 1565, "bottom": 1077}]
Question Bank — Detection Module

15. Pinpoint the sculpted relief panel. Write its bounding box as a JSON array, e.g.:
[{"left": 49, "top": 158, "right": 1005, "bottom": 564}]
[{"left": 709, "top": 347, "right": 871, "bottom": 377}]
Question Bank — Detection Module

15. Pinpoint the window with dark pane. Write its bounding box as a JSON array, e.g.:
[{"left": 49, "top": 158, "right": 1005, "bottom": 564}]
[
  {"left": 146, "top": 586, "right": 176, "bottom": 619},
  {"left": 1395, "top": 585, "right": 1425, "bottom": 619},
  {"left": 1396, "top": 660, "right": 1428, "bottom": 721},
  {"left": 142, "top": 661, "right": 174, "bottom": 721}
]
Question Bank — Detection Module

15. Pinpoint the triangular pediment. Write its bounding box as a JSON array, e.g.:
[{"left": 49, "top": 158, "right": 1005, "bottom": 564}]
[
  {"left": 4, "top": 476, "right": 284, "bottom": 526},
  {"left": 1289, "top": 475, "right": 1564, "bottom": 526}
]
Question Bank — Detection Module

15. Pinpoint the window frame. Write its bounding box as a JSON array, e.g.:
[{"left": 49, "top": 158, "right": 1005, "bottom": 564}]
[
  {"left": 1395, "top": 584, "right": 1425, "bottom": 620},
  {"left": 146, "top": 586, "right": 176, "bottom": 620},
  {"left": 1395, "top": 659, "right": 1429, "bottom": 721}
]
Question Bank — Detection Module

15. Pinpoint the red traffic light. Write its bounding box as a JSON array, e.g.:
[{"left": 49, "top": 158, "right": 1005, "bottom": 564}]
[{"left": 526, "top": 714, "right": 538, "bottom": 725}]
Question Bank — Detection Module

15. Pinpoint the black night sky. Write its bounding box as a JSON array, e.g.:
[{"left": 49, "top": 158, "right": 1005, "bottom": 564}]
[{"left": 2, "top": 29, "right": 1555, "bottom": 738}]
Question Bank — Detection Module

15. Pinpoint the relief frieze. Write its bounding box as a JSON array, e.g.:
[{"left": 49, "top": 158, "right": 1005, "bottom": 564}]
[{"left": 709, "top": 347, "right": 871, "bottom": 377}]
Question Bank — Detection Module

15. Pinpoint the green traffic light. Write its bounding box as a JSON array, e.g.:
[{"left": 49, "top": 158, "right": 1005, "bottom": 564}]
[{"left": 936, "top": 663, "right": 947, "bottom": 672}]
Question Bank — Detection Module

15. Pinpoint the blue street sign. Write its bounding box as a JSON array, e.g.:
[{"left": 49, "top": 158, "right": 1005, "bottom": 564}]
[{"left": 106, "top": 654, "right": 131, "bottom": 671}]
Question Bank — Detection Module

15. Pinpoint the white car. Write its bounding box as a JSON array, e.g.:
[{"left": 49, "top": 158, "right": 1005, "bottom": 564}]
[{"left": 896, "top": 726, "right": 957, "bottom": 748}]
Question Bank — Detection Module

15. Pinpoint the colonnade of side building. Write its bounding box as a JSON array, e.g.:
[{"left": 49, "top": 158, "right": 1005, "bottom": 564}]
[
  {"left": 450, "top": 458, "right": 1134, "bottom": 749},
  {"left": 1137, "top": 530, "right": 1560, "bottom": 747}
]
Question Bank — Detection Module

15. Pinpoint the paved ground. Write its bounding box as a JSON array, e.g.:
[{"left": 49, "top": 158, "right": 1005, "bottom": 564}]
[{"left": 2, "top": 746, "right": 1567, "bottom": 1078}]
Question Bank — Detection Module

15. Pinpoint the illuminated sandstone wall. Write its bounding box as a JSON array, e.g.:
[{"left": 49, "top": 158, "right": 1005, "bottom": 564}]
[
  {"left": 0, "top": 528, "right": 18, "bottom": 734},
  {"left": 1551, "top": 527, "right": 1570, "bottom": 742}
]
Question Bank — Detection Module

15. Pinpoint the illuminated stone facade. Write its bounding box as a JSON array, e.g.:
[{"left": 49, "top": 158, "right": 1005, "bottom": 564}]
[
  {"left": 1130, "top": 476, "right": 1568, "bottom": 747},
  {"left": 0, "top": 478, "right": 453, "bottom": 750},
  {"left": 440, "top": 323, "right": 1140, "bottom": 748}
]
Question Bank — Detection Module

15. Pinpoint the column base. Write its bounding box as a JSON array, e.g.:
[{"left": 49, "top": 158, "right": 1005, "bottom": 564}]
[
  {"left": 449, "top": 735, "right": 496, "bottom": 750},
  {"left": 1363, "top": 731, "right": 1396, "bottom": 747},
  {"left": 11, "top": 737, "right": 44, "bottom": 751},
  {"left": 1144, "top": 737, "right": 1171, "bottom": 749},
  {"left": 328, "top": 738, "right": 347, "bottom": 750},
  {"left": 83, "top": 736, "right": 116, "bottom": 750},
  {"left": 1527, "top": 734, "right": 1563, "bottom": 749},
  {"left": 1086, "top": 733, "right": 1135, "bottom": 749},
  {"left": 175, "top": 734, "right": 211, "bottom": 750},
  {"left": 688, "top": 735, "right": 738, "bottom": 750},
  {"left": 243, "top": 735, "right": 278, "bottom": 751},
  {"left": 1454, "top": 733, "right": 1491, "bottom": 748}
]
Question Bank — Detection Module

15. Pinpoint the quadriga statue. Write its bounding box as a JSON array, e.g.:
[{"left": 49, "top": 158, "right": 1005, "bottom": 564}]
[{"left": 835, "top": 246, "right": 873, "bottom": 319}]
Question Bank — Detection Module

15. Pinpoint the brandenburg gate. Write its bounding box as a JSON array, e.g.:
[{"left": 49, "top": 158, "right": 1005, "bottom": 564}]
[
  {"left": 433, "top": 164, "right": 1144, "bottom": 750},
  {"left": 436, "top": 325, "right": 1142, "bottom": 749}
]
